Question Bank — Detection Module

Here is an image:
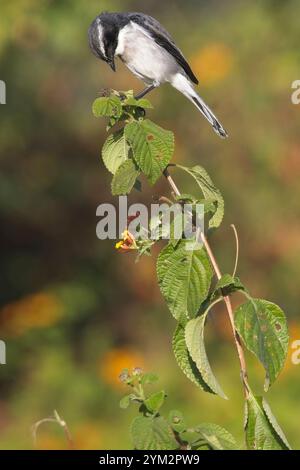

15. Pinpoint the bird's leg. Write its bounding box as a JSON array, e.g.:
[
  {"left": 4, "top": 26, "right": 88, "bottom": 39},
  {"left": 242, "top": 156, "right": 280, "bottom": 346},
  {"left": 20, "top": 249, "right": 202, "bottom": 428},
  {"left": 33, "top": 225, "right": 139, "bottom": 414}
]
[{"left": 134, "top": 84, "right": 156, "bottom": 100}]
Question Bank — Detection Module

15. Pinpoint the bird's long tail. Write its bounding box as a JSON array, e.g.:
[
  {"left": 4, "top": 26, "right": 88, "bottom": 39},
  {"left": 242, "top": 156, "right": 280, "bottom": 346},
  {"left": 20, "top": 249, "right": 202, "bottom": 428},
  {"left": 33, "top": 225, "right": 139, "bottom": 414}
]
[{"left": 171, "top": 74, "right": 228, "bottom": 138}]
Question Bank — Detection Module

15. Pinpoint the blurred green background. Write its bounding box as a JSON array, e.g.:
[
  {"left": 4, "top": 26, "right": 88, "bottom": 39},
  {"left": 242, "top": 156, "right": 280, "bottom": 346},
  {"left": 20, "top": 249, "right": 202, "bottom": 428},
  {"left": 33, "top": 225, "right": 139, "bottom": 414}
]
[{"left": 0, "top": 0, "right": 299, "bottom": 450}]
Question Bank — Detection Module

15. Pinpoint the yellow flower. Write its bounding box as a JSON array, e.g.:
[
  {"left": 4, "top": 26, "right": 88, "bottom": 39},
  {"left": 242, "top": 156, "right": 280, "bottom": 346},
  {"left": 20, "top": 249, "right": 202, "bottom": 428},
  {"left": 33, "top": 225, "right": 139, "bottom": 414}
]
[
  {"left": 99, "top": 348, "right": 144, "bottom": 388},
  {"left": 0, "top": 292, "right": 63, "bottom": 337},
  {"left": 115, "top": 230, "right": 137, "bottom": 253},
  {"left": 191, "top": 43, "right": 234, "bottom": 86}
]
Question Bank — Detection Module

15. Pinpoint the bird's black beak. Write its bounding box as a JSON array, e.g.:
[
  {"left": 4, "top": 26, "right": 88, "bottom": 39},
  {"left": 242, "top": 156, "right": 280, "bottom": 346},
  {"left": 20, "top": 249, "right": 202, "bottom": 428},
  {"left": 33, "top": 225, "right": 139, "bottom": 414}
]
[{"left": 108, "top": 58, "right": 116, "bottom": 72}]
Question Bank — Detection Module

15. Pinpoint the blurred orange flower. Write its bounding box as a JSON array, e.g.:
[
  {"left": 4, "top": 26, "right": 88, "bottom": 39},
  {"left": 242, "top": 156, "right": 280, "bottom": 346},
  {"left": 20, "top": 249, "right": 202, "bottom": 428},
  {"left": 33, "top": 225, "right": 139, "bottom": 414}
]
[
  {"left": 99, "top": 348, "right": 144, "bottom": 388},
  {"left": 36, "top": 435, "right": 66, "bottom": 450},
  {"left": 191, "top": 43, "right": 234, "bottom": 86},
  {"left": 0, "top": 293, "right": 64, "bottom": 337},
  {"left": 74, "top": 423, "right": 103, "bottom": 450}
]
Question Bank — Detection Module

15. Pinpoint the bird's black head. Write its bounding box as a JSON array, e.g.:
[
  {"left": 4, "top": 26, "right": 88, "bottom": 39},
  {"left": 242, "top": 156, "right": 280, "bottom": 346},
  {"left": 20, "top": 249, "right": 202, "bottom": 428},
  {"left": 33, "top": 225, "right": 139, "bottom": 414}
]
[{"left": 88, "top": 12, "right": 122, "bottom": 72}]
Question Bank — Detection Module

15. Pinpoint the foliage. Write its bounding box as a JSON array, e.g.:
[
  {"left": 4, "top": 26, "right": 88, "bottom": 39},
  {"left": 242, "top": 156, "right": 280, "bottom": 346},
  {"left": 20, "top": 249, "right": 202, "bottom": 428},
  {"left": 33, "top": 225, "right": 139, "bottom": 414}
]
[
  {"left": 235, "top": 298, "right": 289, "bottom": 391},
  {"left": 94, "top": 90, "right": 291, "bottom": 450},
  {"left": 119, "top": 368, "right": 238, "bottom": 450},
  {"left": 245, "top": 393, "right": 291, "bottom": 450},
  {"left": 1, "top": 0, "right": 299, "bottom": 451}
]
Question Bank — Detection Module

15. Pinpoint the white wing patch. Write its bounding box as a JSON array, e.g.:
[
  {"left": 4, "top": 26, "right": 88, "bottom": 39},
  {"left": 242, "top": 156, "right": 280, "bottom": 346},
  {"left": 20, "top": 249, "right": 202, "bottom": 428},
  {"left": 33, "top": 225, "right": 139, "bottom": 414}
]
[
  {"left": 115, "top": 21, "right": 179, "bottom": 85},
  {"left": 96, "top": 19, "right": 106, "bottom": 58},
  {"left": 115, "top": 21, "right": 152, "bottom": 57}
]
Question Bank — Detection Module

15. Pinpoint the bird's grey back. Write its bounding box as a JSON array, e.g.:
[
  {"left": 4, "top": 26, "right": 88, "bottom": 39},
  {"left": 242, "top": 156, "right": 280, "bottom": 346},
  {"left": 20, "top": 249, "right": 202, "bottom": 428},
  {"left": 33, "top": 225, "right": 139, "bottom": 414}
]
[{"left": 127, "top": 13, "right": 176, "bottom": 44}]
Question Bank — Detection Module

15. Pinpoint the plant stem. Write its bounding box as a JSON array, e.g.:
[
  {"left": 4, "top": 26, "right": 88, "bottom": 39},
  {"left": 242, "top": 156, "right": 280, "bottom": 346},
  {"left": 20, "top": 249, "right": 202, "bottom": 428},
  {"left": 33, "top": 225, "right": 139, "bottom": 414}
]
[
  {"left": 32, "top": 412, "right": 75, "bottom": 450},
  {"left": 230, "top": 224, "right": 239, "bottom": 277},
  {"left": 163, "top": 168, "right": 250, "bottom": 399}
]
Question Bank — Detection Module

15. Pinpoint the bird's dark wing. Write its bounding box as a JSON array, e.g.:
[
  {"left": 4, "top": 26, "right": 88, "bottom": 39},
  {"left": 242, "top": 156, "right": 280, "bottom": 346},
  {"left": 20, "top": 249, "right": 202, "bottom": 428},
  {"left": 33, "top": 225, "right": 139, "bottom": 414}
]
[{"left": 128, "top": 13, "right": 199, "bottom": 85}]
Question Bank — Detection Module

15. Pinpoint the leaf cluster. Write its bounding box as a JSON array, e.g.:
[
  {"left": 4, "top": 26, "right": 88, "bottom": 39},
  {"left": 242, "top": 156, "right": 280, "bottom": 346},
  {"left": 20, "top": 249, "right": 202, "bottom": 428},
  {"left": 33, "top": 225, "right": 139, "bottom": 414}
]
[
  {"left": 94, "top": 90, "right": 291, "bottom": 450},
  {"left": 119, "top": 368, "right": 239, "bottom": 450}
]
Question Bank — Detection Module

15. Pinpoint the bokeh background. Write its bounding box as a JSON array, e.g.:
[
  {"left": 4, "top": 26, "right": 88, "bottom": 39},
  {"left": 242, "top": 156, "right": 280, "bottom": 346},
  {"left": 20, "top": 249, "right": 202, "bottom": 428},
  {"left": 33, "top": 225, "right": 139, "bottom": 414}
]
[{"left": 0, "top": 0, "right": 299, "bottom": 449}]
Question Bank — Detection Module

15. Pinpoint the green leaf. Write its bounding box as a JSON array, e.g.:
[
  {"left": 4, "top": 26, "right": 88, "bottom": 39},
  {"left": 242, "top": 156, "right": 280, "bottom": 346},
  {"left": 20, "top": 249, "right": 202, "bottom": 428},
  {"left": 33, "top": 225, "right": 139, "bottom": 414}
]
[
  {"left": 215, "top": 274, "right": 244, "bottom": 291},
  {"left": 135, "top": 239, "right": 155, "bottom": 260},
  {"left": 92, "top": 96, "right": 122, "bottom": 118},
  {"left": 245, "top": 393, "right": 291, "bottom": 450},
  {"left": 195, "top": 423, "right": 238, "bottom": 450},
  {"left": 111, "top": 159, "right": 140, "bottom": 196},
  {"left": 144, "top": 390, "right": 166, "bottom": 413},
  {"left": 168, "top": 410, "right": 186, "bottom": 433},
  {"left": 119, "top": 394, "right": 137, "bottom": 409},
  {"left": 175, "top": 195, "right": 217, "bottom": 216},
  {"left": 196, "top": 198, "right": 218, "bottom": 215},
  {"left": 172, "top": 324, "right": 213, "bottom": 392},
  {"left": 176, "top": 165, "right": 224, "bottom": 229},
  {"left": 149, "top": 213, "right": 172, "bottom": 241},
  {"left": 122, "top": 96, "right": 154, "bottom": 109},
  {"left": 102, "top": 129, "right": 129, "bottom": 174},
  {"left": 125, "top": 119, "right": 174, "bottom": 184},
  {"left": 133, "top": 179, "right": 142, "bottom": 192},
  {"left": 185, "top": 314, "right": 227, "bottom": 399},
  {"left": 157, "top": 241, "right": 213, "bottom": 321},
  {"left": 175, "top": 194, "right": 197, "bottom": 203},
  {"left": 130, "top": 416, "right": 178, "bottom": 450},
  {"left": 196, "top": 443, "right": 211, "bottom": 450},
  {"left": 106, "top": 114, "right": 127, "bottom": 132},
  {"left": 211, "top": 274, "right": 246, "bottom": 299},
  {"left": 235, "top": 299, "right": 289, "bottom": 390},
  {"left": 140, "top": 372, "right": 159, "bottom": 385},
  {"left": 169, "top": 211, "right": 189, "bottom": 248}
]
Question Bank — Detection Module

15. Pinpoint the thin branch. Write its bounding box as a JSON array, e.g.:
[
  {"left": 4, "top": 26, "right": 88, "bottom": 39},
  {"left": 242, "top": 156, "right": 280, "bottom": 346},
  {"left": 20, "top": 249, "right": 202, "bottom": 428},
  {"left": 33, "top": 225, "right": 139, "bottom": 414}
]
[
  {"left": 54, "top": 410, "right": 75, "bottom": 450},
  {"left": 230, "top": 224, "right": 239, "bottom": 277},
  {"left": 158, "top": 196, "right": 174, "bottom": 205},
  {"left": 163, "top": 169, "right": 181, "bottom": 196},
  {"left": 31, "top": 410, "right": 75, "bottom": 450},
  {"left": 163, "top": 168, "right": 249, "bottom": 399},
  {"left": 31, "top": 418, "right": 57, "bottom": 448}
]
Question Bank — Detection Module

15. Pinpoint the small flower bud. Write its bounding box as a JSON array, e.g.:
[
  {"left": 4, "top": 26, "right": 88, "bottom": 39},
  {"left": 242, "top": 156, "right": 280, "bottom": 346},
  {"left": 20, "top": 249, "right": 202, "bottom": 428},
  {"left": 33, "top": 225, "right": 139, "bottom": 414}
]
[
  {"left": 119, "top": 370, "right": 130, "bottom": 383},
  {"left": 172, "top": 416, "right": 181, "bottom": 424}
]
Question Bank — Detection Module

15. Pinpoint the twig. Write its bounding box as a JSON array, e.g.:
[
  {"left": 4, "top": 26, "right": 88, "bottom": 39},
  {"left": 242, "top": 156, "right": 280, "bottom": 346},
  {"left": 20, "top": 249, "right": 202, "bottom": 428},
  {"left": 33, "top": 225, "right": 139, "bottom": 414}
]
[
  {"left": 231, "top": 224, "right": 239, "bottom": 277},
  {"left": 163, "top": 168, "right": 250, "bottom": 399},
  {"left": 158, "top": 196, "right": 174, "bottom": 205},
  {"left": 31, "top": 410, "right": 75, "bottom": 450},
  {"left": 54, "top": 410, "right": 75, "bottom": 450}
]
